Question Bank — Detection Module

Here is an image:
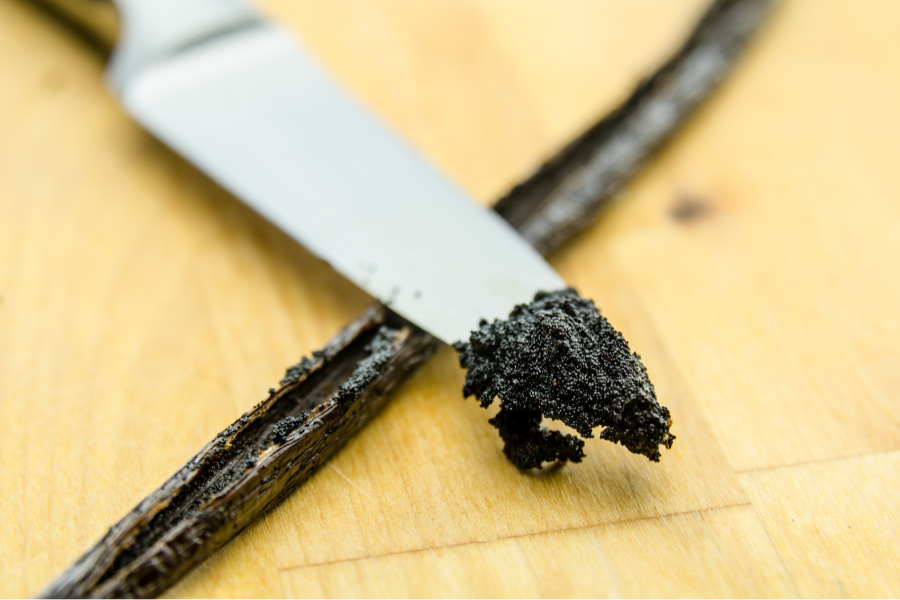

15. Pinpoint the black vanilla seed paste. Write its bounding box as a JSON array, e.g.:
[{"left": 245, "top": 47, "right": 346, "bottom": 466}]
[{"left": 454, "top": 288, "right": 674, "bottom": 469}]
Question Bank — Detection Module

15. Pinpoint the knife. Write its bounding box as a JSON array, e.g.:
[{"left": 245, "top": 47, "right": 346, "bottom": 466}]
[{"left": 104, "top": 0, "right": 563, "bottom": 346}]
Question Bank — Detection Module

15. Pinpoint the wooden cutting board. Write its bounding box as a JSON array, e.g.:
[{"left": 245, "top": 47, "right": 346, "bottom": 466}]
[{"left": 1, "top": 0, "right": 898, "bottom": 596}]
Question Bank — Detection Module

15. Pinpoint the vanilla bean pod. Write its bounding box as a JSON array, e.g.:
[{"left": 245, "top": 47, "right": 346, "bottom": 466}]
[{"left": 38, "top": 0, "right": 773, "bottom": 596}]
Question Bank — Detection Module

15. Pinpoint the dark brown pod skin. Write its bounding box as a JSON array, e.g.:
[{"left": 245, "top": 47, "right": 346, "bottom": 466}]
[{"left": 454, "top": 289, "right": 675, "bottom": 469}]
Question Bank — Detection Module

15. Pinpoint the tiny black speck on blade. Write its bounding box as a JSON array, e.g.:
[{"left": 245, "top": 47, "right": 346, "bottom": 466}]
[{"left": 453, "top": 288, "right": 675, "bottom": 469}]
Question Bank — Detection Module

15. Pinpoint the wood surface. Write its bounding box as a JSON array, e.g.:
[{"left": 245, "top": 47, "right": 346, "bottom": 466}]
[
  {"left": 1, "top": 0, "right": 898, "bottom": 597},
  {"left": 34, "top": 2, "right": 765, "bottom": 594}
]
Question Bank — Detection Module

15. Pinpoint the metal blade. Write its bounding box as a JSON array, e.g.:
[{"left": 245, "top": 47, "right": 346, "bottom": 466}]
[{"left": 113, "top": 21, "right": 563, "bottom": 344}]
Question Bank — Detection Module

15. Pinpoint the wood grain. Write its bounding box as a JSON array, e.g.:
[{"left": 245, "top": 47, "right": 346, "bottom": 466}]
[
  {"left": 2, "top": 0, "right": 899, "bottom": 597},
  {"left": 740, "top": 451, "right": 900, "bottom": 597}
]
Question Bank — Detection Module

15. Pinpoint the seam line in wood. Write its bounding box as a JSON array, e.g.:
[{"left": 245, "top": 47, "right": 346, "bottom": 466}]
[
  {"left": 734, "top": 447, "right": 900, "bottom": 475},
  {"left": 273, "top": 501, "right": 755, "bottom": 572},
  {"left": 742, "top": 502, "right": 802, "bottom": 596}
]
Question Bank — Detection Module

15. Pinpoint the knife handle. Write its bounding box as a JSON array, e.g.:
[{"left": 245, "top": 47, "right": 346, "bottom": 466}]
[{"left": 32, "top": 0, "right": 120, "bottom": 52}]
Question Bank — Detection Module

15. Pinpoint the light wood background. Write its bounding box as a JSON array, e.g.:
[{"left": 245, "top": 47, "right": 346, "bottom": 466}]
[{"left": 2, "top": 0, "right": 899, "bottom": 597}]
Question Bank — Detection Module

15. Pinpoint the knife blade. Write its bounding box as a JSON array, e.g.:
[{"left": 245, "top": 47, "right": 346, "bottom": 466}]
[{"left": 107, "top": 0, "right": 563, "bottom": 345}]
